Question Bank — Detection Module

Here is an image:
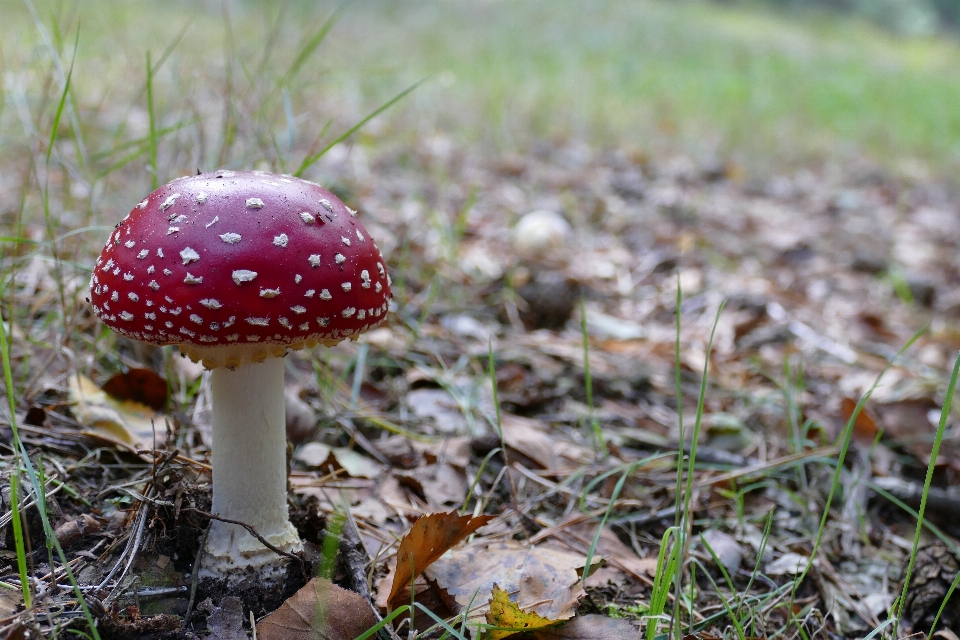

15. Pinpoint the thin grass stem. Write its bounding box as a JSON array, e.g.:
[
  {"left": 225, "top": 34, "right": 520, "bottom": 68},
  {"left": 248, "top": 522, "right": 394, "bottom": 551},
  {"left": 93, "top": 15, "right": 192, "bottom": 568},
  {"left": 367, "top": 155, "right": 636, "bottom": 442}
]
[
  {"left": 579, "top": 295, "right": 606, "bottom": 456},
  {"left": 892, "top": 348, "right": 960, "bottom": 637}
]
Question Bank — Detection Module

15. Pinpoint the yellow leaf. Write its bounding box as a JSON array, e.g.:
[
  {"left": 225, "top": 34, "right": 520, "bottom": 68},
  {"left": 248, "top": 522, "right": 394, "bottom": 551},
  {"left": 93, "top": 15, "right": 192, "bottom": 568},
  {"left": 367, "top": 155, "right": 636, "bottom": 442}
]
[
  {"left": 69, "top": 373, "right": 164, "bottom": 451},
  {"left": 483, "top": 584, "right": 559, "bottom": 640}
]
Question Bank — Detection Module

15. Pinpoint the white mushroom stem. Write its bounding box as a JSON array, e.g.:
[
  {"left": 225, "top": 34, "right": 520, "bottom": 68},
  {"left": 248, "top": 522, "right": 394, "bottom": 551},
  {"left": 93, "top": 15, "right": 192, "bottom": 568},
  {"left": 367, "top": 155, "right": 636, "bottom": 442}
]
[{"left": 200, "top": 357, "right": 302, "bottom": 579}]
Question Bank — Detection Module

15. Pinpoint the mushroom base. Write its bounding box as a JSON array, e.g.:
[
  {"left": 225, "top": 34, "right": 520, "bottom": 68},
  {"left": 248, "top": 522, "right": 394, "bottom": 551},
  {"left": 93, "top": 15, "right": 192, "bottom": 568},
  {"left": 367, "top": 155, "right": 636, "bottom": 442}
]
[
  {"left": 199, "top": 519, "right": 304, "bottom": 580},
  {"left": 196, "top": 552, "right": 310, "bottom": 618}
]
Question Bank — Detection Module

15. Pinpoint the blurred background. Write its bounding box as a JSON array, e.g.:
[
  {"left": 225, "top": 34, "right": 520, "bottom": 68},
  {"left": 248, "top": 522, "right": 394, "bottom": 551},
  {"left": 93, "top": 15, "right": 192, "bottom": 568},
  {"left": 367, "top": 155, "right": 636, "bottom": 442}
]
[{"left": 3, "top": 0, "right": 960, "bottom": 199}]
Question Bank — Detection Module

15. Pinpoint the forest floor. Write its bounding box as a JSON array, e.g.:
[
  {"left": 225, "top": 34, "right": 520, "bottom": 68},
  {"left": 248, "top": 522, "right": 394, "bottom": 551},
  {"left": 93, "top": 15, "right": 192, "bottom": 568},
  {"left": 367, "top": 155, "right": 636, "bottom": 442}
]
[{"left": 2, "top": 1, "right": 960, "bottom": 639}]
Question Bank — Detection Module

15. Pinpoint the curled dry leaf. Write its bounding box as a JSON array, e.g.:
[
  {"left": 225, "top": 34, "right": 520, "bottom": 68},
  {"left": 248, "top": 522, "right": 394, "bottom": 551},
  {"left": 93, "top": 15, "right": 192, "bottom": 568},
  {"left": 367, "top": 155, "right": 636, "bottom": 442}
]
[
  {"left": 0, "top": 586, "right": 22, "bottom": 619},
  {"left": 395, "top": 462, "right": 469, "bottom": 508},
  {"left": 386, "top": 510, "right": 494, "bottom": 609},
  {"left": 256, "top": 578, "right": 378, "bottom": 640},
  {"left": 535, "top": 513, "right": 657, "bottom": 582},
  {"left": 1, "top": 626, "right": 27, "bottom": 640},
  {"left": 69, "top": 373, "right": 164, "bottom": 452},
  {"left": 499, "top": 414, "right": 558, "bottom": 469}
]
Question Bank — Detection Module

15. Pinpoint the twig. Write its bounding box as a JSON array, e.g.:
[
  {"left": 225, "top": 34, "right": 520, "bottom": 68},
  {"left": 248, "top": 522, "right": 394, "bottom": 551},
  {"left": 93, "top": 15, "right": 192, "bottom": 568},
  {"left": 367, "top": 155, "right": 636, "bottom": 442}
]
[
  {"left": 872, "top": 476, "right": 960, "bottom": 515},
  {"left": 183, "top": 522, "right": 211, "bottom": 628},
  {"left": 182, "top": 508, "right": 307, "bottom": 579}
]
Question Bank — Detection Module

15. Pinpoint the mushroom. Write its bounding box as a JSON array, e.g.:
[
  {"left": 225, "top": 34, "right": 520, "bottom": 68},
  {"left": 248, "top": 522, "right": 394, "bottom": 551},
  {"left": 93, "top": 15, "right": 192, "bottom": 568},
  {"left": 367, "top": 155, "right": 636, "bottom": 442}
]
[
  {"left": 510, "top": 209, "right": 572, "bottom": 261},
  {"left": 88, "top": 170, "right": 391, "bottom": 586}
]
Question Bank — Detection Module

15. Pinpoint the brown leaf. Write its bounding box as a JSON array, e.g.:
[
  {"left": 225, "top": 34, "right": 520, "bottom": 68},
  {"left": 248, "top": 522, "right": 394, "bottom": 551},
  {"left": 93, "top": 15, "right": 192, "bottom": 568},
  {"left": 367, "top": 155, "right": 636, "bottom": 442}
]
[
  {"left": 387, "top": 510, "right": 494, "bottom": 609},
  {"left": 257, "top": 578, "right": 378, "bottom": 640},
  {"left": 102, "top": 367, "right": 168, "bottom": 411},
  {"left": 839, "top": 397, "right": 879, "bottom": 444},
  {"left": 0, "top": 587, "right": 22, "bottom": 619},
  {"left": 874, "top": 398, "right": 938, "bottom": 448},
  {"left": 500, "top": 414, "right": 558, "bottom": 469},
  {"left": 534, "top": 614, "right": 639, "bottom": 639},
  {"left": 426, "top": 539, "right": 588, "bottom": 621},
  {"left": 395, "top": 463, "right": 468, "bottom": 508},
  {"left": 293, "top": 442, "right": 382, "bottom": 478},
  {"left": 2, "top": 626, "right": 27, "bottom": 640}
]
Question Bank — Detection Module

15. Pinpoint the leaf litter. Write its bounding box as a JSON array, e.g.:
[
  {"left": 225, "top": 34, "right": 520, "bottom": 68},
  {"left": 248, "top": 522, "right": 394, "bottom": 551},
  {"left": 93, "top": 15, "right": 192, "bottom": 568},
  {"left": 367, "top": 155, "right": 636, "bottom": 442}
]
[
  {"left": 5, "top": 137, "right": 960, "bottom": 638},
  {"left": 3, "top": 23, "right": 960, "bottom": 640}
]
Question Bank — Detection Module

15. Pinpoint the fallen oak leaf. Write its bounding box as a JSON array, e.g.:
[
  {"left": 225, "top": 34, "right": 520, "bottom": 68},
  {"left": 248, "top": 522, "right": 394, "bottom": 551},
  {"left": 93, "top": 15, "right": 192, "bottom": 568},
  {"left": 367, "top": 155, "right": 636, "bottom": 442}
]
[
  {"left": 387, "top": 510, "right": 494, "bottom": 609},
  {"left": 257, "top": 577, "right": 378, "bottom": 640},
  {"left": 483, "top": 584, "right": 559, "bottom": 640}
]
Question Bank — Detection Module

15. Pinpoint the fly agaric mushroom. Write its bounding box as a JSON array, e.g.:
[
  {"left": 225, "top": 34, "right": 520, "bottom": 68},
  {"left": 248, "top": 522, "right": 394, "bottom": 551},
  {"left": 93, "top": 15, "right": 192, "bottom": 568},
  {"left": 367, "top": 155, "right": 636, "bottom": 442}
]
[{"left": 88, "top": 170, "right": 391, "bottom": 588}]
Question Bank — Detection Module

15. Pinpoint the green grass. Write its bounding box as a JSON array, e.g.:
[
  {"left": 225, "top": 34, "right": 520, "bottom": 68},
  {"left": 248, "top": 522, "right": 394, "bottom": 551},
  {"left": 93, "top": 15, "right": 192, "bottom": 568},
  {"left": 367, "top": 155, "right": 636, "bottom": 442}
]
[{"left": 4, "top": 0, "right": 960, "bottom": 182}]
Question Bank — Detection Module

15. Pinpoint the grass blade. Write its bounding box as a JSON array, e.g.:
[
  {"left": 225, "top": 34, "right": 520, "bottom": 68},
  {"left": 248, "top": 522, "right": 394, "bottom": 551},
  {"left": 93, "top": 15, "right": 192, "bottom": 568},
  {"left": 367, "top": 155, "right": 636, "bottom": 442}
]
[
  {"left": 8, "top": 471, "right": 31, "bottom": 608},
  {"left": 146, "top": 51, "right": 158, "bottom": 189},
  {"left": 893, "top": 348, "right": 960, "bottom": 636},
  {"left": 794, "top": 327, "right": 926, "bottom": 599},
  {"left": 282, "top": 3, "right": 344, "bottom": 86},
  {"left": 44, "top": 26, "right": 78, "bottom": 166},
  {"left": 294, "top": 78, "right": 426, "bottom": 177},
  {"left": 580, "top": 295, "right": 606, "bottom": 456}
]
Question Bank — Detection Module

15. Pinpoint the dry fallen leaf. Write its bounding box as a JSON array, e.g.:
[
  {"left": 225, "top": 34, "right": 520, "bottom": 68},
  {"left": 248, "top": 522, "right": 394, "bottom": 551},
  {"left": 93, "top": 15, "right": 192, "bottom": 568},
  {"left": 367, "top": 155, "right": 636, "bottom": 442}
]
[
  {"left": 101, "top": 367, "right": 168, "bottom": 411},
  {"left": 483, "top": 584, "right": 559, "bottom": 640},
  {"left": 0, "top": 585, "right": 22, "bottom": 619},
  {"left": 386, "top": 510, "right": 494, "bottom": 609},
  {"left": 426, "top": 539, "right": 590, "bottom": 621},
  {"left": 294, "top": 442, "right": 382, "bottom": 478},
  {"left": 536, "top": 514, "right": 656, "bottom": 582},
  {"left": 839, "top": 397, "right": 879, "bottom": 445},
  {"left": 69, "top": 373, "right": 164, "bottom": 451},
  {"left": 201, "top": 597, "right": 246, "bottom": 640},
  {"left": 395, "top": 462, "right": 469, "bottom": 508},
  {"left": 533, "top": 614, "right": 639, "bottom": 639},
  {"left": 700, "top": 529, "right": 743, "bottom": 577},
  {"left": 257, "top": 578, "right": 378, "bottom": 640},
  {"left": 500, "top": 414, "right": 558, "bottom": 469}
]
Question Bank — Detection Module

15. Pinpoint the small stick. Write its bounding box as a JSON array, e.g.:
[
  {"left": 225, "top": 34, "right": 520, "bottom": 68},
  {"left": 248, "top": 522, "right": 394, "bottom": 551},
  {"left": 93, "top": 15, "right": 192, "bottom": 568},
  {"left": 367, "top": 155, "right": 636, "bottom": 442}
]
[
  {"left": 183, "top": 522, "right": 211, "bottom": 628},
  {"left": 873, "top": 476, "right": 960, "bottom": 515}
]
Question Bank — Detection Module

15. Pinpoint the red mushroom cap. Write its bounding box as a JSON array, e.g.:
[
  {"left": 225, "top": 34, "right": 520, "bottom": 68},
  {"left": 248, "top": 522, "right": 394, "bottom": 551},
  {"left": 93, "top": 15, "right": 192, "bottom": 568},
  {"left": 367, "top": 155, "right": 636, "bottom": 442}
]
[{"left": 90, "top": 170, "right": 392, "bottom": 368}]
